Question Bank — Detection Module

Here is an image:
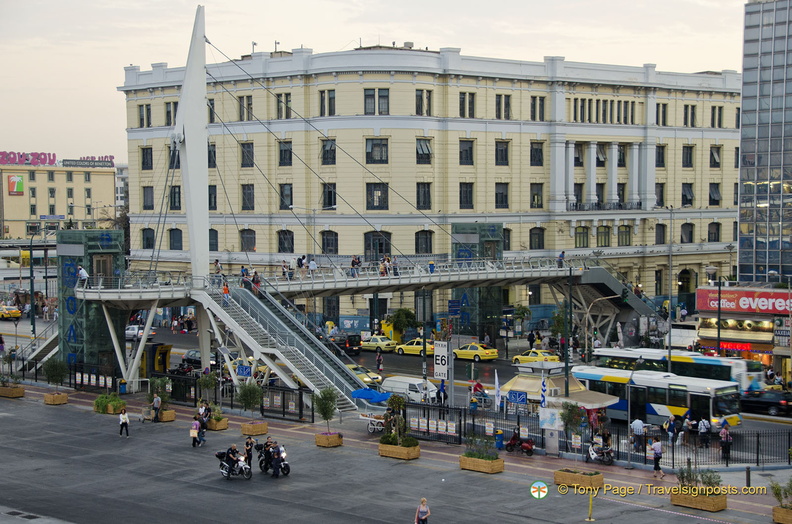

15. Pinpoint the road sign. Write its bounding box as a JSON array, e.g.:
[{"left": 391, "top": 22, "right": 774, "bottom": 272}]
[
  {"left": 433, "top": 341, "right": 448, "bottom": 380},
  {"left": 236, "top": 365, "right": 251, "bottom": 377},
  {"left": 448, "top": 299, "right": 461, "bottom": 316},
  {"left": 507, "top": 390, "right": 527, "bottom": 404}
]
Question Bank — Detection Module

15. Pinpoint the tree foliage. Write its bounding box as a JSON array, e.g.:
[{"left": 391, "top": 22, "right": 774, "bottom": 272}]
[{"left": 314, "top": 387, "right": 339, "bottom": 434}]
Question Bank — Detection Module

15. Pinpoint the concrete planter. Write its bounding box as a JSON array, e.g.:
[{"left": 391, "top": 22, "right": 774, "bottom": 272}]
[
  {"left": 553, "top": 470, "right": 604, "bottom": 488},
  {"left": 459, "top": 456, "right": 505, "bottom": 474},
  {"left": 670, "top": 493, "right": 727, "bottom": 512},
  {"left": 315, "top": 433, "right": 343, "bottom": 447},
  {"left": 158, "top": 409, "right": 176, "bottom": 422},
  {"left": 241, "top": 422, "right": 268, "bottom": 436},
  {"left": 0, "top": 386, "right": 24, "bottom": 398},
  {"left": 773, "top": 505, "right": 792, "bottom": 524},
  {"left": 207, "top": 418, "right": 228, "bottom": 431},
  {"left": 95, "top": 403, "right": 126, "bottom": 414},
  {"left": 378, "top": 444, "right": 420, "bottom": 460},
  {"left": 44, "top": 393, "right": 69, "bottom": 405}
]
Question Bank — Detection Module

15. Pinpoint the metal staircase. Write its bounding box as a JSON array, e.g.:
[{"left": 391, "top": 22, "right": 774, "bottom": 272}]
[
  {"left": 197, "top": 284, "right": 364, "bottom": 412},
  {"left": 15, "top": 321, "right": 60, "bottom": 372}
]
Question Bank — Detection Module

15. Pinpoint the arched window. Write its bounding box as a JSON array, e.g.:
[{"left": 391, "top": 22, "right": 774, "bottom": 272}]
[
  {"left": 681, "top": 223, "right": 695, "bottom": 244},
  {"left": 169, "top": 228, "right": 183, "bottom": 251},
  {"left": 574, "top": 226, "right": 589, "bottom": 248},
  {"left": 240, "top": 229, "right": 256, "bottom": 252},
  {"left": 415, "top": 231, "right": 433, "bottom": 254},
  {"left": 142, "top": 228, "right": 155, "bottom": 250},
  {"left": 529, "top": 228, "right": 545, "bottom": 250},
  {"left": 655, "top": 223, "right": 666, "bottom": 245},
  {"left": 275, "top": 230, "right": 291, "bottom": 253},
  {"left": 596, "top": 226, "right": 611, "bottom": 247},
  {"left": 708, "top": 222, "right": 721, "bottom": 242},
  {"left": 364, "top": 231, "right": 391, "bottom": 261},
  {"left": 502, "top": 228, "right": 511, "bottom": 251},
  {"left": 208, "top": 228, "right": 218, "bottom": 252},
  {"left": 321, "top": 231, "right": 338, "bottom": 255},
  {"left": 617, "top": 225, "right": 631, "bottom": 246}
]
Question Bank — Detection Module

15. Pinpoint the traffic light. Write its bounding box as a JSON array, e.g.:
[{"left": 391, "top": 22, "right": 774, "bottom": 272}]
[{"left": 620, "top": 289, "right": 629, "bottom": 302}]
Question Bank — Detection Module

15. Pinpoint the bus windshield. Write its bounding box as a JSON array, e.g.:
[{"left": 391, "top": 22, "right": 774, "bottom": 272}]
[
  {"left": 745, "top": 361, "right": 764, "bottom": 373},
  {"left": 714, "top": 392, "right": 741, "bottom": 416}
]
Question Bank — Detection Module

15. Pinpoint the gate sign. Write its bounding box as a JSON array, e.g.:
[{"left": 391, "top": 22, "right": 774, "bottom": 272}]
[
  {"left": 236, "top": 365, "right": 251, "bottom": 377},
  {"left": 433, "top": 341, "right": 448, "bottom": 380},
  {"left": 448, "top": 300, "right": 461, "bottom": 316},
  {"left": 507, "top": 390, "right": 527, "bottom": 404}
]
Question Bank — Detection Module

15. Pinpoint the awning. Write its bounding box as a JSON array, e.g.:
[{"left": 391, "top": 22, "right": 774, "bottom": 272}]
[
  {"left": 682, "top": 184, "right": 695, "bottom": 200},
  {"left": 709, "top": 184, "right": 722, "bottom": 201},
  {"left": 698, "top": 328, "right": 773, "bottom": 343}
]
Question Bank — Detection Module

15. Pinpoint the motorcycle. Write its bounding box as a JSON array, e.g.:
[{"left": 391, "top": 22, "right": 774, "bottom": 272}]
[
  {"left": 215, "top": 451, "right": 253, "bottom": 480},
  {"left": 167, "top": 363, "right": 195, "bottom": 376},
  {"left": 255, "top": 442, "right": 291, "bottom": 476},
  {"left": 585, "top": 443, "right": 614, "bottom": 466},
  {"left": 504, "top": 429, "right": 534, "bottom": 456}
]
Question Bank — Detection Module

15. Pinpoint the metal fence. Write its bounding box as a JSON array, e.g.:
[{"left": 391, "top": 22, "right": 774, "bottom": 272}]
[{"left": 151, "top": 372, "right": 197, "bottom": 407}]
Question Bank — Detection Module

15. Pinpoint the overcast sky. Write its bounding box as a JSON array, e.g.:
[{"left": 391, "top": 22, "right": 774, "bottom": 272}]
[{"left": 0, "top": 0, "right": 747, "bottom": 165}]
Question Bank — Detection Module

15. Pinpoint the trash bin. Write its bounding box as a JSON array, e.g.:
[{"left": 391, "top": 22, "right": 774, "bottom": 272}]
[
  {"left": 119, "top": 380, "right": 127, "bottom": 394},
  {"left": 495, "top": 429, "right": 504, "bottom": 449},
  {"left": 469, "top": 397, "right": 478, "bottom": 413},
  {"left": 428, "top": 261, "right": 435, "bottom": 274}
]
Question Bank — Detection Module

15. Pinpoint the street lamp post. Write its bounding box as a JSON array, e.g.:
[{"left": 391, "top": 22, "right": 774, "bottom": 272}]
[
  {"left": 666, "top": 205, "right": 674, "bottom": 373},
  {"left": 29, "top": 232, "right": 38, "bottom": 354}
]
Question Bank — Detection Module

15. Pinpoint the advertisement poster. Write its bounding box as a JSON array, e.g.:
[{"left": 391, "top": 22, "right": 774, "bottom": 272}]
[
  {"left": 437, "top": 420, "right": 446, "bottom": 434},
  {"left": 485, "top": 421, "right": 494, "bottom": 436},
  {"left": 447, "top": 421, "right": 457, "bottom": 434},
  {"left": 410, "top": 416, "right": 419, "bottom": 430},
  {"left": 429, "top": 419, "right": 437, "bottom": 433},
  {"left": 420, "top": 417, "right": 428, "bottom": 431}
]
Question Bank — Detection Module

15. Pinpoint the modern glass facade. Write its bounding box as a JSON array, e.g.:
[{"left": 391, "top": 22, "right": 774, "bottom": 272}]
[{"left": 740, "top": 0, "right": 792, "bottom": 281}]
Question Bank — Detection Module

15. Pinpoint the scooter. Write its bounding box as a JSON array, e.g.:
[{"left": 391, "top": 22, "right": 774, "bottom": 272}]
[
  {"left": 215, "top": 451, "right": 253, "bottom": 480},
  {"left": 585, "top": 443, "right": 614, "bottom": 466},
  {"left": 255, "top": 442, "right": 291, "bottom": 476},
  {"left": 504, "top": 429, "right": 534, "bottom": 456}
]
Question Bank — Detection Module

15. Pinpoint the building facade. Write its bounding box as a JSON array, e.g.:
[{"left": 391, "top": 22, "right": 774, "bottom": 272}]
[{"left": 119, "top": 45, "right": 740, "bottom": 326}]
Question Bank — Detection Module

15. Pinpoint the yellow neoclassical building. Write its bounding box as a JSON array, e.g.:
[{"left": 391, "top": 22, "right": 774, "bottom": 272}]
[{"left": 119, "top": 45, "right": 740, "bottom": 326}]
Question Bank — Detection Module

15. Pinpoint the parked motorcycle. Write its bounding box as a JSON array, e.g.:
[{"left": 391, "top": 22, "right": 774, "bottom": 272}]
[
  {"left": 504, "top": 429, "right": 534, "bottom": 456},
  {"left": 585, "top": 443, "right": 614, "bottom": 466},
  {"left": 215, "top": 451, "right": 253, "bottom": 480},
  {"left": 167, "top": 363, "right": 195, "bottom": 376},
  {"left": 255, "top": 441, "right": 291, "bottom": 476}
]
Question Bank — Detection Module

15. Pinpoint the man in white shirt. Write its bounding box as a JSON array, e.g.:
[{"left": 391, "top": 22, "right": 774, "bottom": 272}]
[
  {"left": 630, "top": 417, "right": 645, "bottom": 451},
  {"left": 593, "top": 338, "right": 602, "bottom": 349}
]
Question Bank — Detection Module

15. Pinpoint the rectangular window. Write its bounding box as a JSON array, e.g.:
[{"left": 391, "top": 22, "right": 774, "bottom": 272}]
[
  {"left": 365, "top": 138, "right": 388, "bottom": 164},
  {"left": 169, "top": 186, "right": 181, "bottom": 210},
  {"left": 656, "top": 145, "right": 666, "bottom": 168},
  {"left": 365, "top": 89, "right": 375, "bottom": 115},
  {"left": 495, "top": 94, "right": 511, "bottom": 120},
  {"left": 530, "top": 142, "right": 544, "bottom": 167},
  {"left": 49, "top": 204, "right": 55, "bottom": 215},
  {"left": 138, "top": 104, "right": 152, "bottom": 127},
  {"left": 459, "top": 182, "right": 474, "bottom": 209},
  {"left": 617, "top": 183, "right": 626, "bottom": 204},
  {"left": 683, "top": 104, "right": 696, "bottom": 127},
  {"left": 618, "top": 225, "right": 631, "bottom": 246},
  {"left": 322, "top": 139, "right": 336, "bottom": 165},
  {"left": 575, "top": 227, "right": 589, "bottom": 248},
  {"left": 709, "top": 146, "right": 721, "bottom": 168},
  {"left": 279, "top": 183, "right": 292, "bottom": 210},
  {"left": 29, "top": 204, "right": 36, "bottom": 216},
  {"left": 66, "top": 187, "right": 73, "bottom": 199},
  {"left": 459, "top": 92, "right": 476, "bottom": 118},
  {"left": 459, "top": 140, "right": 474, "bottom": 166},
  {"left": 711, "top": 106, "right": 723, "bottom": 128},
  {"left": 143, "top": 186, "right": 154, "bottom": 210},
  {"left": 530, "top": 96, "right": 546, "bottom": 121},
  {"left": 208, "top": 185, "right": 217, "bottom": 210},
  {"left": 28, "top": 170, "right": 35, "bottom": 182},
  {"left": 242, "top": 184, "right": 255, "bottom": 211},
  {"left": 495, "top": 141, "right": 509, "bottom": 166},
  {"left": 378, "top": 89, "right": 389, "bottom": 115},
  {"left": 237, "top": 95, "right": 252, "bottom": 121},
  {"left": 596, "top": 183, "right": 605, "bottom": 205},
  {"left": 366, "top": 183, "right": 389, "bottom": 210},
  {"left": 208, "top": 98, "right": 215, "bottom": 124},
  {"left": 656, "top": 103, "right": 668, "bottom": 126},
  {"left": 168, "top": 146, "right": 180, "bottom": 169},
  {"left": 165, "top": 101, "right": 178, "bottom": 126},
  {"left": 709, "top": 183, "right": 722, "bottom": 206},
  {"left": 279, "top": 141, "right": 293, "bottom": 166},
  {"left": 734, "top": 182, "right": 739, "bottom": 205},
  {"left": 322, "top": 183, "right": 337, "bottom": 209},
  {"left": 682, "top": 183, "right": 695, "bottom": 206},
  {"left": 141, "top": 147, "right": 153, "bottom": 171},
  {"left": 84, "top": 172, "right": 90, "bottom": 183},
  {"left": 735, "top": 108, "right": 741, "bottom": 129},
  {"left": 596, "top": 144, "right": 606, "bottom": 167},
  {"left": 682, "top": 145, "right": 694, "bottom": 168},
  {"left": 66, "top": 171, "right": 73, "bottom": 182},
  {"left": 495, "top": 183, "right": 509, "bottom": 209},
  {"left": 416, "top": 182, "right": 431, "bottom": 210},
  {"left": 574, "top": 144, "right": 584, "bottom": 167},
  {"left": 416, "top": 89, "right": 432, "bottom": 116},
  {"left": 416, "top": 138, "right": 432, "bottom": 165},
  {"left": 734, "top": 147, "right": 740, "bottom": 169},
  {"left": 241, "top": 142, "right": 254, "bottom": 167},
  {"left": 655, "top": 183, "right": 665, "bottom": 207},
  {"left": 85, "top": 188, "right": 91, "bottom": 199},
  {"left": 30, "top": 187, "right": 36, "bottom": 198},
  {"left": 320, "top": 89, "right": 336, "bottom": 117},
  {"left": 617, "top": 144, "right": 626, "bottom": 167},
  {"left": 208, "top": 143, "right": 217, "bottom": 169},
  {"left": 47, "top": 171, "right": 54, "bottom": 182}
]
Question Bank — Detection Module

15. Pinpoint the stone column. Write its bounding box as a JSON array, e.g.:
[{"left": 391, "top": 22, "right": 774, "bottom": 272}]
[
  {"left": 629, "top": 142, "right": 641, "bottom": 205},
  {"left": 586, "top": 142, "right": 598, "bottom": 205},
  {"left": 566, "top": 141, "right": 576, "bottom": 209},
  {"left": 549, "top": 133, "right": 567, "bottom": 212},
  {"left": 607, "top": 142, "right": 619, "bottom": 203}
]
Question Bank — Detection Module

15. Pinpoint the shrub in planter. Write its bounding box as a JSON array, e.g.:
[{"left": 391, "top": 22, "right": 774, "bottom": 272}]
[
  {"left": 94, "top": 393, "right": 126, "bottom": 414},
  {"left": 207, "top": 402, "right": 228, "bottom": 430},
  {"left": 0, "top": 371, "right": 24, "bottom": 398},
  {"left": 554, "top": 468, "right": 604, "bottom": 488},
  {"left": 670, "top": 463, "right": 727, "bottom": 512},
  {"left": 770, "top": 478, "right": 792, "bottom": 524},
  {"left": 460, "top": 435, "right": 504, "bottom": 474}
]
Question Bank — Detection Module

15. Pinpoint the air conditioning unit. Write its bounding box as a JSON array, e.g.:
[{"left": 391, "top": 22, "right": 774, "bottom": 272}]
[{"left": 549, "top": 388, "right": 560, "bottom": 397}]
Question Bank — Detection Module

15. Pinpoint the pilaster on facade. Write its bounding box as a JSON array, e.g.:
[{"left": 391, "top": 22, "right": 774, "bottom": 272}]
[{"left": 548, "top": 133, "right": 568, "bottom": 212}]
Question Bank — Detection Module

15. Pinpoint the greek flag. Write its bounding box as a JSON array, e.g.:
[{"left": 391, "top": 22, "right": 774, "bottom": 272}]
[{"left": 540, "top": 377, "right": 547, "bottom": 408}]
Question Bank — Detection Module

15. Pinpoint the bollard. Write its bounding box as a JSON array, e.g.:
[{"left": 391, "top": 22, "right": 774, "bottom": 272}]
[
  {"left": 584, "top": 491, "right": 595, "bottom": 521},
  {"left": 746, "top": 466, "right": 751, "bottom": 488}
]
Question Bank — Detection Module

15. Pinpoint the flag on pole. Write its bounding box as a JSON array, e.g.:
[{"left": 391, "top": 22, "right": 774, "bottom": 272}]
[
  {"left": 494, "top": 370, "right": 501, "bottom": 410},
  {"left": 540, "top": 375, "right": 547, "bottom": 408}
]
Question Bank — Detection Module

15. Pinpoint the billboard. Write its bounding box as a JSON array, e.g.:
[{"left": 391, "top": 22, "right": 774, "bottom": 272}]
[
  {"left": 7, "top": 174, "right": 23, "bottom": 195},
  {"left": 696, "top": 287, "right": 792, "bottom": 315}
]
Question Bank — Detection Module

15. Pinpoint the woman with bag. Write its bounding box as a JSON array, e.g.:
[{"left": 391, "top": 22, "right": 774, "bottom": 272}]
[
  {"left": 191, "top": 415, "right": 202, "bottom": 447},
  {"left": 651, "top": 438, "right": 665, "bottom": 479},
  {"left": 119, "top": 408, "right": 130, "bottom": 438},
  {"left": 414, "top": 497, "right": 430, "bottom": 524}
]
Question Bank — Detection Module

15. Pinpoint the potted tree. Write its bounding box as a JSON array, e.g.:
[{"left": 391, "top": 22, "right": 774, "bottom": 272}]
[
  {"left": 43, "top": 358, "right": 69, "bottom": 405},
  {"left": 148, "top": 377, "right": 175, "bottom": 422},
  {"left": 237, "top": 382, "right": 267, "bottom": 435},
  {"left": 770, "top": 477, "right": 792, "bottom": 524},
  {"left": 670, "top": 461, "right": 728, "bottom": 512},
  {"left": 196, "top": 372, "right": 218, "bottom": 400},
  {"left": 0, "top": 354, "right": 23, "bottom": 398},
  {"left": 459, "top": 435, "right": 504, "bottom": 474},
  {"left": 207, "top": 402, "right": 228, "bottom": 431},
  {"left": 314, "top": 387, "right": 343, "bottom": 447},
  {"left": 378, "top": 395, "right": 420, "bottom": 459}
]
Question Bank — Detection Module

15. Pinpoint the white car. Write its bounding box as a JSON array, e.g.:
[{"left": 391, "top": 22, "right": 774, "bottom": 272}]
[{"left": 125, "top": 325, "right": 156, "bottom": 341}]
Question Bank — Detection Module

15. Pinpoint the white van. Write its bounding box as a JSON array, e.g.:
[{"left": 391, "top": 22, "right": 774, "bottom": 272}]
[{"left": 380, "top": 376, "right": 437, "bottom": 403}]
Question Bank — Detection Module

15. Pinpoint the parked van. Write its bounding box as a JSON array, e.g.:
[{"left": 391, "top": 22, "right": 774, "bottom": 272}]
[{"left": 380, "top": 376, "right": 437, "bottom": 403}]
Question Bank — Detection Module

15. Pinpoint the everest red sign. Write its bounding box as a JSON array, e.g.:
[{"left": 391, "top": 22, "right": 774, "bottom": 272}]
[{"left": 696, "top": 288, "right": 792, "bottom": 315}]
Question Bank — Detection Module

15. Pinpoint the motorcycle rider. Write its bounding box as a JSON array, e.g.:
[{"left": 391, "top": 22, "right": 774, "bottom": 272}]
[{"left": 225, "top": 443, "right": 241, "bottom": 474}]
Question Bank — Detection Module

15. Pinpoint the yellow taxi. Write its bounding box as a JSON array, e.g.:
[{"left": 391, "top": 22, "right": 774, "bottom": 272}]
[
  {"left": 346, "top": 364, "right": 382, "bottom": 385},
  {"left": 453, "top": 343, "right": 498, "bottom": 362},
  {"left": 395, "top": 338, "right": 435, "bottom": 356},
  {"left": 361, "top": 336, "right": 397, "bottom": 352},
  {"left": 0, "top": 306, "right": 21, "bottom": 320},
  {"left": 512, "top": 349, "right": 560, "bottom": 365}
]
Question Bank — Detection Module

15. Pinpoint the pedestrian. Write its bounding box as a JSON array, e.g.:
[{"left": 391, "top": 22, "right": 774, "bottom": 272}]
[
  {"left": 698, "top": 416, "right": 711, "bottom": 448},
  {"left": 483, "top": 333, "right": 491, "bottom": 346},
  {"left": 270, "top": 448, "right": 282, "bottom": 478},
  {"left": 191, "top": 415, "right": 202, "bottom": 447},
  {"left": 719, "top": 424, "right": 733, "bottom": 461},
  {"left": 214, "top": 259, "right": 223, "bottom": 274},
  {"left": 171, "top": 317, "right": 178, "bottom": 334},
  {"left": 689, "top": 414, "right": 699, "bottom": 448},
  {"left": 376, "top": 349, "right": 383, "bottom": 374},
  {"left": 415, "top": 497, "right": 431, "bottom": 524},
  {"left": 308, "top": 259, "right": 318, "bottom": 277},
  {"left": 151, "top": 393, "right": 161, "bottom": 422},
  {"left": 281, "top": 260, "right": 289, "bottom": 279},
  {"left": 682, "top": 414, "right": 693, "bottom": 446},
  {"left": 663, "top": 415, "right": 678, "bottom": 446},
  {"left": 436, "top": 379, "right": 448, "bottom": 405},
  {"left": 0, "top": 334, "right": 5, "bottom": 356},
  {"left": 651, "top": 438, "right": 665, "bottom": 479},
  {"left": 119, "top": 408, "right": 130, "bottom": 438},
  {"left": 300, "top": 255, "right": 307, "bottom": 279},
  {"left": 631, "top": 417, "right": 645, "bottom": 452},
  {"left": 222, "top": 282, "right": 230, "bottom": 307},
  {"left": 557, "top": 251, "right": 565, "bottom": 268},
  {"left": 77, "top": 265, "right": 89, "bottom": 287},
  {"left": 680, "top": 306, "right": 688, "bottom": 322},
  {"left": 392, "top": 256, "right": 399, "bottom": 276},
  {"left": 527, "top": 330, "right": 536, "bottom": 348}
]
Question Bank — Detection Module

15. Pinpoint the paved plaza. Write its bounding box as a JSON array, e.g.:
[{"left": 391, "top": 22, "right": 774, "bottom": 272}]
[{"left": 0, "top": 384, "right": 785, "bottom": 524}]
